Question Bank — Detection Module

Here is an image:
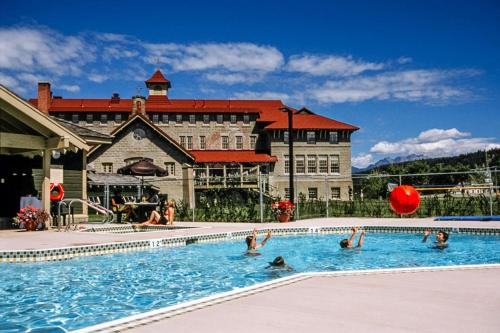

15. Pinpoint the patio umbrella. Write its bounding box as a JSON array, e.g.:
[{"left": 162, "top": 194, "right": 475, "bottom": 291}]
[{"left": 117, "top": 159, "right": 168, "bottom": 197}]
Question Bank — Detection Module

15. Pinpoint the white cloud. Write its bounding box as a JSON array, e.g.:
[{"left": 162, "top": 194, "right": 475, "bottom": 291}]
[
  {"left": 0, "top": 72, "right": 23, "bottom": 93},
  {"left": 286, "top": 54, "right": 384, "bottom": 76},
  {"left": 232, "top": 91, "right": 291, "bottom": 101},
  {"left": 352, "top": 153, "right": 375, "bottom": 168},
  {"left": 309, "top": 70, "right": 475, "bottom": 104},
  {"left": 417, "top": 128, "right": 470, "bottom": 142},
  {"left": 58, "top": 84, "right": 80, "bottom": 93},
  {"left": 397, "top": 56, "right": 412, "bottom": 64},
  {"left": 368, "top": 128, "right": 500, "bottom": 158},
  {"left": 0, "top": 26, "right": 95, "bottom": 77},
  {"left": 88, "top": 73, "right": 108, "bottom": 83},
  {"left": 204, "top": 72, "right": 265, "bottom": 84},
  {"left": 144, "top": 42, "right": 284, "bottom": 73}
]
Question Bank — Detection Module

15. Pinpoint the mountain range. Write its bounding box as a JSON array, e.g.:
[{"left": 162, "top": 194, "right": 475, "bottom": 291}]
[{"left": 352, "top": 154, "right": 426, "bottom": 173}]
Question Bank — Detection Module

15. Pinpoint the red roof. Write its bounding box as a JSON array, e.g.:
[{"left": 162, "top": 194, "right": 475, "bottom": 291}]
[
  {"left": 190, "top": 150, "right": 277, "bottom": 163},
  {"left": 28, "top": 98, "right": 133, "bottom": 112},
  {"left": 265, "top": 113, "right": 359, "bottom": 130},
  {"left": 145, "top": 70, "right": 171, "bottom": 84}
]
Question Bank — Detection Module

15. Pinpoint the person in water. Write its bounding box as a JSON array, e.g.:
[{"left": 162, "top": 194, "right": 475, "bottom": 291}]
[
  {"left": 339, "top": 227, "right": 366, "bottom": 249},
  {"left": 422, "top": 229, "right": 449, "bottom": 249},
  {"left": 267, "top": 256, "right": 294, "bottom": 271},
  {"left": 245, "top": 228, "right": 272, "bottom": 256}
]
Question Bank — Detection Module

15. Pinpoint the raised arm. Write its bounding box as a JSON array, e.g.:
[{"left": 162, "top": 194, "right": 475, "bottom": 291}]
[
  {"left": 348, "top": 227, "right": 358, "bottom": 243},
  {"left": 422, "top": 230, "right": 431, "bottom": 243},
  {"left": 357, "top": 230, "right": 366, "bottom": 248},
  {"left": 260, "top": 230, "right": 272, "bottom": 247}
]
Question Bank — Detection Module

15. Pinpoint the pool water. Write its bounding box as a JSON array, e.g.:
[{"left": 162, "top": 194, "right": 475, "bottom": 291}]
[{"left": 1, "top": 232, "right": 499, "bottom": 332}]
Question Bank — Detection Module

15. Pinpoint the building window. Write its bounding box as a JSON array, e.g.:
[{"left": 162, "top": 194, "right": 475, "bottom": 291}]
[
  {"left": 187, "top": 136, "right": 193, "bottom": 150},
  {"left": 161, "top": 114, "right": 169, "bottom": 124},
  {"left": 284, "top": 154, "right": 289, "bottom": 174},
  {"left": 180, "top": 136, "right": 186, "bottom": 148},
  {"left": 307, "top": 131, "right": 316, "bottom": 144},
  {"left": 203, "top": 114, "right": 210, "bottom": 124},
  {"left": 200, "top": 136, "right": 206, "bottom": 150},
  {"left": 296, "top": 155, "right": 305, "bottom": 174},
  {"left": 176, "top": 114, "right": 183, "bottom": 124},
  {"left": 164, "top": 162, "right": 175, "bottom": 176},
  {"left": 100, "top": 114, "right": 107, "bottom": 124},
  {"left": 319, "top": 155, "right": 328, "bottom": 173},
  {"left": 71, "top": 114, "right": 79, "bottom": 123},
  {"left": 284, "top": 188, "right": 290, "bottom": 200},
  {"left": 308, "top": 187, "right": 318, "bottom": 200},
  {"left": 243, "top": 114, "right": 250, "bottom": 124},
  {"left": 330, "top": 155, "right": 340, "bottom": 173},
  {"left": 250, "top": 136, "right": 257, "bottom": 149},
  {"left": 216, "top": 114, "right": 223, "bottom": 124},
  {"left": 284, "top": 131, "right": 289, "bottom": 144},
  {"left": 222, "top": 136, "right": 229, "bottom": 149},
  {"left": 307, "top": 156, "right": 317, "bottom": 174},
  {"left": 230, "top": 114, "right": 237, "bottom": 124},
  {"left": 236, "top": 136, "right": 243, "bottom": 149},
  {"left": 152, "top": 114, "right": 159, "bottom": 123},
  {"left": 329, "top": 131, "right": 338, "bottom": 144},
  {"left": 86, "top": 114, "right": 93, "bottom": 124},
  {"left": 102, "top": 163, "right": 113, "bottom": 173},
  {"left": 331, "top": 187, "right": 341, "bottom": 200},
  {"left": 189, "top": 114, "right": 196, "bottom": 124},
  {"left": 115, "top": 114, "right": 122, "bottom": 123}
]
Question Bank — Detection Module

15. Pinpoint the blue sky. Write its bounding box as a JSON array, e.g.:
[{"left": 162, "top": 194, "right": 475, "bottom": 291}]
[{"left": 1, "top": 0, "right": 499, "bottom": 167}]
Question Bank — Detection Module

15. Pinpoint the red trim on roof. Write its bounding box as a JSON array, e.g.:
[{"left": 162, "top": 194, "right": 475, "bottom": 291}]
[
  {"left": 265, "top": 113, "right": 359, "bottom": 131},
  {"left": 190, "top": 150, "right": 277, "bottom": 163},
  {"left": 145, "top": 70, "right": 170, "bottom": 84}
]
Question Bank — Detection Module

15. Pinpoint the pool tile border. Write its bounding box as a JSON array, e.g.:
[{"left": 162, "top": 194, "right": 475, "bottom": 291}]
[{"left": 1, "top": 226, "right": 499, "bottom": 263}]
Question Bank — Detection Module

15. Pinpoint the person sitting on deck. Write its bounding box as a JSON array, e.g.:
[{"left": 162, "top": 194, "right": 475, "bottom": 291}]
[
  {"left": 422, "top": 230, "right": 449, "bottom": 249},
  {"left": 111, "top": 190, "right": 135, "bottom": 223},
  {"left": 245, "top": 228, "right": 272, "bottom": 256},
  {"left": 134, "top": 199, "right": 175, "bottom": 228},
  {"left": 339, "top": 227, "right": 366, "bottom": 249}
]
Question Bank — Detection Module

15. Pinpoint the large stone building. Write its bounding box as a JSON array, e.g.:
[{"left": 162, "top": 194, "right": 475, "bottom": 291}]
[{"left": 29, "top": 70, "right": 358, "bottom": 206}]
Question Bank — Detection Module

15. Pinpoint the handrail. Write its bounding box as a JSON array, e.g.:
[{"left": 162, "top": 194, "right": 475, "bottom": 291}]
[{"left": 56, "top": 198, "right": 114, "bottom": 231}]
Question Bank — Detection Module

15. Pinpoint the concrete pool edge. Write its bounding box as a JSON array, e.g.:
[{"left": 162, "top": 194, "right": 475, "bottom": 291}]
[
  {"left": 1, "top": 224, "right": 500, "bottom": 262},
  {"left": 70, "top": 263, "right": 500, "bottom": 333}
]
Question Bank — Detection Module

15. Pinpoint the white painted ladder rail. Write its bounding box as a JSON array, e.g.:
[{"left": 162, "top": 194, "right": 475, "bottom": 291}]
[{"left": 56, "top": 198, "right": 114, "bottom": 231}]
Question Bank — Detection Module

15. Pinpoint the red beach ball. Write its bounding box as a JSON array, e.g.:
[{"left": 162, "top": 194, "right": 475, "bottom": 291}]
[{"left": 389, "top": 185, "right": 420, "bottom": 215}]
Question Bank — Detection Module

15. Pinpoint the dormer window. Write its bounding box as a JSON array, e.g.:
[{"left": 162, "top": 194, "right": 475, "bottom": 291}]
[
  {"left": 307, "top": 131, "right": 316, "bottom": 144},
  {"left": 189, "top": 114, "right": 196, "bottom": 124},
  {"left": 329, "top": 131, "right": 338, "bottom": 144},
  {"left": 216, "top": 114, "right": 223, "bottom": 124},
  {"left": 86, "top": 114, "right": 93, "bottom": 124},
  {"left": 176, "top": 114, "right": 183, "bottom": 124},
  {"left": 230, "top": 114, "right": 237, "bottom": 124},
  {"left": 71, "top": 114, "right": 79, "bottom": 123}
]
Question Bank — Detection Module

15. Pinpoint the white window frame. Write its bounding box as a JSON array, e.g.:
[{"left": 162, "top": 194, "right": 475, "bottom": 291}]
[
  {"left": 330, "top": 155, "right": 340, "bottom": 174},
  {"left": 222, "top": 136, "right": 229, "bottom": 149},
  {"left": 200, "top": 136, "right": 206, "bottom": 150},
  {"left": 236, "top": 136, "right": 243, "bottom": 150}
]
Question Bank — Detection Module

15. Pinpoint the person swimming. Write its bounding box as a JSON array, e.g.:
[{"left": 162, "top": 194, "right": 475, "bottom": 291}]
[
  {"left": 245, "top": 228, "right": 272, "bottom": 256},
  {"left": 422, "top": 229, "right": 449, "bottom": 249},
  {"left": 339, "top": 227, "right": 366, "bottom": 249},
  {"left": 267, "top": 256, "right": 294, "bottom": 271}
]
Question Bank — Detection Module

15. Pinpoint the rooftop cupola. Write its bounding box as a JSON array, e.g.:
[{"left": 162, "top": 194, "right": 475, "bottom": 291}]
[{"left": 145, "top": 69, "right": 171, "bottom": 98}]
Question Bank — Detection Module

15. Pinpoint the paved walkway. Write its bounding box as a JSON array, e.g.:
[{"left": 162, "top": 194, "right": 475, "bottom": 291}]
[{"left": 129, "top": 267, "right": 500, "bottom": 333}]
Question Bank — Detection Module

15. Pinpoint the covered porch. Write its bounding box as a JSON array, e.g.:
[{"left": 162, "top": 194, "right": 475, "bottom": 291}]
[{"left": 0, "top": 85, "right": 91, "bottom": 228}]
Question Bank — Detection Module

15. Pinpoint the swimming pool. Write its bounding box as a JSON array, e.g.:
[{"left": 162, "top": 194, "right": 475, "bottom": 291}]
[{"left": 1, "top": 232, "right": 499, "bottom": 332}]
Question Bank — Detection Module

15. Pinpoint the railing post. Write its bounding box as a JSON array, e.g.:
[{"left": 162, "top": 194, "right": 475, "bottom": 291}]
[{"left": 259, "top": 172, "right": 264, "bottom": 223}]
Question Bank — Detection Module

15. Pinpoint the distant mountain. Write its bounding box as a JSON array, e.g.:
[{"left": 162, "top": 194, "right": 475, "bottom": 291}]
[{"left": 353, "top": 154, "right": 426, "bottom": 173}]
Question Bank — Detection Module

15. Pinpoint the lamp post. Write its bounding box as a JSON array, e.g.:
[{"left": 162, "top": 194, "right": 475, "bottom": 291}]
[{"left": 281, "top": 107, "right": 294, "bottom": 211}]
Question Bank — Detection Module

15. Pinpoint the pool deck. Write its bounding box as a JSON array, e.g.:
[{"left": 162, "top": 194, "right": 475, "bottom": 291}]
[{"left": 2, "top": 217, "right": 499, "bottom": 332}]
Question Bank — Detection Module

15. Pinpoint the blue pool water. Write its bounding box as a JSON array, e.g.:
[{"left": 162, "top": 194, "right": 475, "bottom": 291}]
[{"left": 1, "top": 232, "right": 499, "bottom": 332}]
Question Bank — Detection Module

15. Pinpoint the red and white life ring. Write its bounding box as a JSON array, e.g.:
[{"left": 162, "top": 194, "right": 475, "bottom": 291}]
[{"left": 50, "top": 182, "right": 65, "bottom": 201}]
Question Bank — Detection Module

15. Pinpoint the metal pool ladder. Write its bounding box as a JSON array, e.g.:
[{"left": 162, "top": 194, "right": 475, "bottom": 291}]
[{"left": 56, "top": 198, "right": 114, "bottom": 231}]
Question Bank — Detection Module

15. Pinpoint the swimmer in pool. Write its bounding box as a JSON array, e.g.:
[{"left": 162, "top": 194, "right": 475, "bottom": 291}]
[
  {"left": 422, "top": 229, "right": 449, "bottom": 249},
  {"left": 245, "top": 228, "right": 272, "bottom": 256},
  {"left": 339, "top": 227, "right": 365, "bottom": 249}
]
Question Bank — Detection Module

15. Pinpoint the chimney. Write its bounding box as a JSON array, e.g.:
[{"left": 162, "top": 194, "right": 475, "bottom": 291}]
[{"left": 37, "top": 82, "right": 52, "bottom": 114}]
